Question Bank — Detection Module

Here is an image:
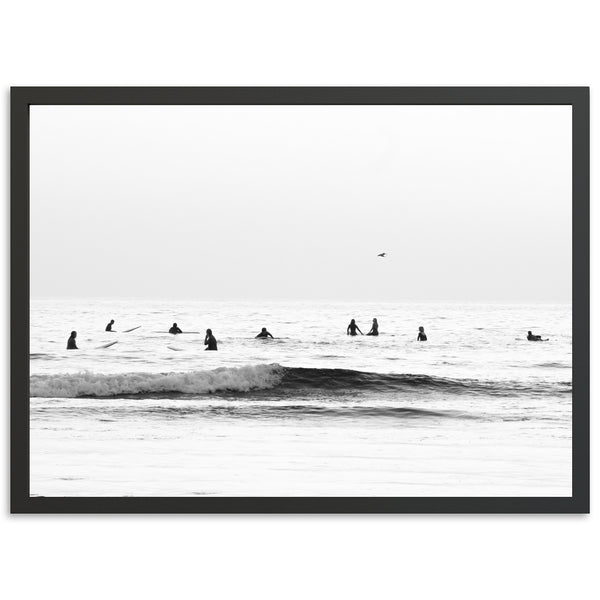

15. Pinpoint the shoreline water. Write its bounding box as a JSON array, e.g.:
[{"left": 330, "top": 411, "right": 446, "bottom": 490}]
[{"left": 30, "top": 407, "right": 571, "bottom": 497}]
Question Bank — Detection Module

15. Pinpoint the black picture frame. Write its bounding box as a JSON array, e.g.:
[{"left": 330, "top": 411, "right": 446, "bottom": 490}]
[{"left": 11, "top": 87, "right": 590, "bottom": 514}]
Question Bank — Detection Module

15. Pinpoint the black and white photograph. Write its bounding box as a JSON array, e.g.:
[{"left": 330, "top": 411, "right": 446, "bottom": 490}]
[
  {"left": 4, "top": 2, "right": 599, "bottom": 598},
  {"left": 14, "top": 90, "right": 587, "bottom": 508}
]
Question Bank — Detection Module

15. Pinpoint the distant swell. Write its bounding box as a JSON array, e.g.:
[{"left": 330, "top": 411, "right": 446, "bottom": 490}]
[{"left": 29, "top": 364, "right": 572, "bottom": 398}]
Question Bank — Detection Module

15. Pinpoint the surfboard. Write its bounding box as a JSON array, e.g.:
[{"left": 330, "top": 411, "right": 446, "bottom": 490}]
[
  {"left": 167, "top": 346, "right": 184, "bottom": 351},
  {"left": 96, "top": 341, "right": 118, "bottom": 349},
  {"left": 123, "top": 326, "right": 141, "bottom": 333}
]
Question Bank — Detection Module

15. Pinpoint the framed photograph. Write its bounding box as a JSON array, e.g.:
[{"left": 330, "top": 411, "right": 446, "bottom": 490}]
[{"left": 11, "top": 87, "right": 589, "bottom": 513}]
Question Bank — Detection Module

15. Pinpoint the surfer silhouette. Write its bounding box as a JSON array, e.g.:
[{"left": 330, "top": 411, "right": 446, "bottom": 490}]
[
  {"left": 169, "top": 323, "right": 183, "bottom": 334},
  {"left": 366, "top": 318, "right": 379, "bottom": 336},
  {"left": 527, "top": 331, "right": 547, "bottom": 341},
  {"left": 204, "top": 329, "right": 218, "bottom": 350},
  {"left": 67, "top": 331, "right": 78, "bottom": 349},
  {"left": 256, "top": 327, "right": 274, "bottom": 339},
  {"left": 347, "top": 319, "right": 363, "bottom": 336},
  {"left": 105, "top": 319, "right": 115, "bottom": 332},
  {"left": 417, "top": 326, "right": 427, "bottom": 341}
]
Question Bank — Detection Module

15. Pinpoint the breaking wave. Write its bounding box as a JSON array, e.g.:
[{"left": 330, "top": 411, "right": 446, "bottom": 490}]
[
  {"left": 29, "top": 364, "right": 572, "bottom": 398},
  {"left": 30, "top": 364, "right": 284, "bottom": 398}
]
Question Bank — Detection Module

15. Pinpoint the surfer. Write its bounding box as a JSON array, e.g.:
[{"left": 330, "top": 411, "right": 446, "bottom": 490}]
[
  {"left": 527, "top": 331, "right": 547, "bottom": 341},
  {"left": 366, "top": 318, "right": 379, "bottom": 336},
  {"left": 169, "top": 323, "right": 183, "bottom": 334},
  {"left": 105, "top": 319, "right": 115, "bottom": 332},
  {"left": 204, "top": 329, "right": 218, "bottom": 350},
  {"left": 67, "top": 331, "right": 78, "bottom": 349},
  {"left": 347, "top": 319, "right": 363, "bottom": 336},
  {"left": 417, "top": 326, "right": 427, "bottom": 341},
  {"left": 256, "top": 327, "right": 274, "bottom": 339}
]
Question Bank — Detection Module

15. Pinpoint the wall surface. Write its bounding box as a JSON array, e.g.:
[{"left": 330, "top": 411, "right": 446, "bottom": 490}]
[{"left": 1, "top": 1, "right": 597, "bottom": 598}]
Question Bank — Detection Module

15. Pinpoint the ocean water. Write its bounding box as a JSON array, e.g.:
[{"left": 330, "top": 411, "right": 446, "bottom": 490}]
[{"left": 30, "top": 299, "right": 572, "bottom": 497}]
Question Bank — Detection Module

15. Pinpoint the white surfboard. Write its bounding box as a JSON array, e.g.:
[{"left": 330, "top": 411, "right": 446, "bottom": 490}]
[
  {"left": 123, "top": 326, "right": 141, "bottom": 333},
  {"left": 96, "top": 341, "right": 119, "bottom": 349}
]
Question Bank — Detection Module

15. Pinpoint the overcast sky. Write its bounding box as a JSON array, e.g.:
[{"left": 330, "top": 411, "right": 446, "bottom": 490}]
[{"left": 30, "top": 105, "right": 571, "bottom": 302}]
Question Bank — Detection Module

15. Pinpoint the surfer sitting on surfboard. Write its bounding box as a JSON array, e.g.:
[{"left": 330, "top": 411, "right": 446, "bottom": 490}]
[
  {"left": 256, "top": 327, "right": 274, "bottom": 339},
  {"left": 417, "top": 326, "right": 427, "bottom": 341},
  {"left": 105, "top": 319, "right": 115, "bottom": 331},
  {"left": 366, "top": 318, "right": 379, "bottom": 336},
  {"left": 527, "top": 331, "right": 548, "bottom": 341},
  {"left": 169, "top": 323, "right": 183, "bottom": 334},
  {"left": 67, "top": 331, "right": 78, "bottom": 349},
  {"left": 204, "top": 329, "right": 218, "bottom": 350},
  {"left": 347, "top": 319, "right": 363, "bottom": 336}
]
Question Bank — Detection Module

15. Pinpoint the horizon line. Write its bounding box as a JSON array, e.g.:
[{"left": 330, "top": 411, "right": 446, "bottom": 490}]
[{"left": 30, "top": 296, "right": 573, "bottom": 305}]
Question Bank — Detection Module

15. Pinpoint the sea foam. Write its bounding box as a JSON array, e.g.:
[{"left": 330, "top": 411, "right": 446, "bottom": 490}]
[{"left": 30, "top": 364, "right": 285, "bottom": 398}]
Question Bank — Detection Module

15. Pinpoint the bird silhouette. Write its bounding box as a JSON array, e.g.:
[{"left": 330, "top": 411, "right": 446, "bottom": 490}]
[{"left": 377, "top": 252, "right": 386, "bottom": 257}]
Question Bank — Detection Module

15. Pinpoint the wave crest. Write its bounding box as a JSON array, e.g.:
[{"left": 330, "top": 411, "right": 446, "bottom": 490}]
[
  {"left": 30, "top": 364, "right": 285, "bottom": 398},
  {"left": 29, "top": 364, "right": 572, "bottom": 398}
]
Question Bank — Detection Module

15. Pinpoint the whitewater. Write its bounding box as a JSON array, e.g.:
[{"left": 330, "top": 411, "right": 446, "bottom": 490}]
[{"left": 30, "top": 298, "right": 572, "bottom": 497}]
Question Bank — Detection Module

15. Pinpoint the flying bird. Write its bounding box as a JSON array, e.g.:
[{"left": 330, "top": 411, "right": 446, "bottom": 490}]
[{"left": 377, "top": 252, "right": 386, "bottom": 257}]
